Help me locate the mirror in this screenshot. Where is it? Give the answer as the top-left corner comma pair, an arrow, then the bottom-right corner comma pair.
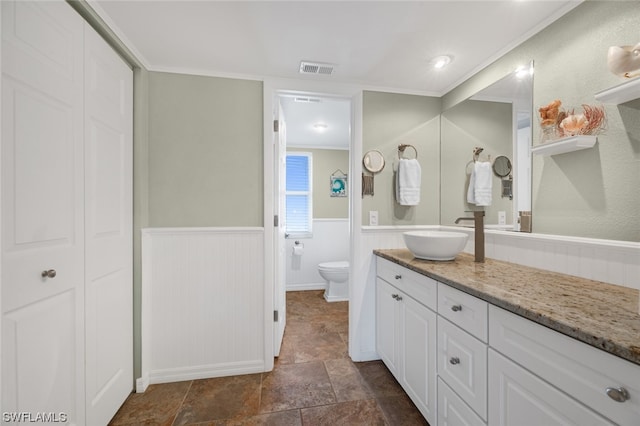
363,150 -> 386,173
440,62 -> 533,230
492,156 -> 512,177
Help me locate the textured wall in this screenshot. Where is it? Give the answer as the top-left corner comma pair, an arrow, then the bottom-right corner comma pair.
442,2 -> 640,242
441,100 -> 513,226
362,91 -> 441,226
148,72 -> 263,227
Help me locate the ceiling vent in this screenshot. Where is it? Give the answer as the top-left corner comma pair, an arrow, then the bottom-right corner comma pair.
299,61 -> 336,76
293,97 -> 322,103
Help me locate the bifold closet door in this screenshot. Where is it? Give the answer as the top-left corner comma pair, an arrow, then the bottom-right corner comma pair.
1,1 -> 86,423
84,21 -> 133,426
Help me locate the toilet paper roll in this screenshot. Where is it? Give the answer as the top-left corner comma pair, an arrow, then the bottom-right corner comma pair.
293,245 -> 304,256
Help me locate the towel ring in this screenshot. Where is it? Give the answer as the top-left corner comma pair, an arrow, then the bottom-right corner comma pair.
398,144 -> 418,159
473,146 -> 491,163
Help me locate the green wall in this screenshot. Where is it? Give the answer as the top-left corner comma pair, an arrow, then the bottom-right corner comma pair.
442,1 -> 640,242
288,148 -> 349,219
362,91 -> 441,226
441,100 -> 513,226
148,72 -> 263,227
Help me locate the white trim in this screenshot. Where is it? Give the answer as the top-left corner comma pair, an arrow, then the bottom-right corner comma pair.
85,0 -> 151,69
286,282 -> 327,292
287,144 -> 349,151
141,227 -> 263,235
147,360 -> 266,385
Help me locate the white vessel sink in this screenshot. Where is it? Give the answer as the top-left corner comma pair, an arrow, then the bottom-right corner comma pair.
403,231 -> 469,261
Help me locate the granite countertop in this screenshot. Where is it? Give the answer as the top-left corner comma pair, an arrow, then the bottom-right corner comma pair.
374,249 -> 640,366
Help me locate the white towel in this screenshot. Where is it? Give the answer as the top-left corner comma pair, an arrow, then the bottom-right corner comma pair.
467,161 -> 492,206
396,158 -> 421,206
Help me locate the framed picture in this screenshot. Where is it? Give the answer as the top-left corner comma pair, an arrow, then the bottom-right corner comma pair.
330,176 -> 347,197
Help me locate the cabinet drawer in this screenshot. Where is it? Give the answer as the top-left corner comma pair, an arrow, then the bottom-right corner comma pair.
438,378 -> 486,426
438,283 -> 488,342
438,317 -> 487,421
376,257 -> 437,311
489,349 -> 614,426
490,305 -> 640,426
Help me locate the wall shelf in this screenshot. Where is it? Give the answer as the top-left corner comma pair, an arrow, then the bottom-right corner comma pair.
531,135 -> 597,156
594,77 -> 640,105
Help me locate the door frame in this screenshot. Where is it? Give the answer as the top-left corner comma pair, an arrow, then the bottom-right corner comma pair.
263,78 -> 362,369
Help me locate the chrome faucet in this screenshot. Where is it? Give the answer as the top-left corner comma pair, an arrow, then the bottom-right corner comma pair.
455,211 -> 485,263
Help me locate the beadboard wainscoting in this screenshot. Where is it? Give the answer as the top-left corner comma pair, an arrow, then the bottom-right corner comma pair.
286,219 -> 349,291
138,227 -> 266,392
356,226 -> 640,364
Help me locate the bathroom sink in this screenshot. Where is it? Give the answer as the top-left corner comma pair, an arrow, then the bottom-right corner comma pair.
403,231 -> 469,261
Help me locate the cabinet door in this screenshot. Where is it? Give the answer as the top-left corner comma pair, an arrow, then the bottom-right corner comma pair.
84,23 -> 133,426
401,295 -> 437,425
1,1 -> 85,423
376,278 -> 400,375
488,350 -> 614,426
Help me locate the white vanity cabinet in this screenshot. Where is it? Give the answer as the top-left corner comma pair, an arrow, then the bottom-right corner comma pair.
375,255 -> 640,426
376,258 -> 438,424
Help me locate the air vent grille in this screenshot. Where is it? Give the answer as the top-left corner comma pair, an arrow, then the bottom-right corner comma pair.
293,97 -> 322,103
299,61 -> 335,76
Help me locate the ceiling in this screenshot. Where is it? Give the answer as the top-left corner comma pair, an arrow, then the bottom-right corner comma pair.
91,0 -> 580,149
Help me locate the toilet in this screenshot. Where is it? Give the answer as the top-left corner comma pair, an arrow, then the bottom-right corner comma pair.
318,261 -> 349,302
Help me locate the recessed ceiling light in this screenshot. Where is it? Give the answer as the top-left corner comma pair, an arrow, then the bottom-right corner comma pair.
313,122 -> 328,132
515,64 -> 534,79
431,55 -> 453,69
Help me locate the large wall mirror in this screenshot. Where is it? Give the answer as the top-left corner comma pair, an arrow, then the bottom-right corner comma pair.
440,62 -> 533,230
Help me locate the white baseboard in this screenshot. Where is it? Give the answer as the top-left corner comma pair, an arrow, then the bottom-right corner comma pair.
286,282 -> 326,292
147,361 -> 266,386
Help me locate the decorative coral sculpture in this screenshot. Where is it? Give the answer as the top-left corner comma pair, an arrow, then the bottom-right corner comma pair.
539,101 -> 606,141
538,99 -> 562,127
560,114 -> 588,136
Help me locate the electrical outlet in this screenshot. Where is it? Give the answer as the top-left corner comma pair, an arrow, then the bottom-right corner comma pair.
498,211 -> 506,225
369,211 -> 379,226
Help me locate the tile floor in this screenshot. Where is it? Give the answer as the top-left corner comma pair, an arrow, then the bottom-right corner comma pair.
109,290 -> 428,425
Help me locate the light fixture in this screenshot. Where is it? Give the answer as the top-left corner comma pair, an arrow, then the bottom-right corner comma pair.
515,64 -> 533,79
431,55 -> 452,69
313,122 -> 328,132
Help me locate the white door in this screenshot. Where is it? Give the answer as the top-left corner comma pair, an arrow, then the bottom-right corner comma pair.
273,100 -> 287,355
1,1 -> 85,423
84,24 -> 133,425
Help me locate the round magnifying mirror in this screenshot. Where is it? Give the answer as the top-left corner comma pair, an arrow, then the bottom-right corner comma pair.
363,150 -> 385,173
493,155 -> 512,178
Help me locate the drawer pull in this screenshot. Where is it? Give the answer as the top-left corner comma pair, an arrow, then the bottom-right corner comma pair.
394,274 -> 402,280
605,387 -> 629,403
396,295 -> 403,301
41,269 -> 57,279
449,357 -> 460,365
451,304 -> 462,312
391,294 -> 399,299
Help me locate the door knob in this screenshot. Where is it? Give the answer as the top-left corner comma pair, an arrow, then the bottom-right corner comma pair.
449,357 -> 461,365
41,269 -> 57,279
451,304 -> 462,312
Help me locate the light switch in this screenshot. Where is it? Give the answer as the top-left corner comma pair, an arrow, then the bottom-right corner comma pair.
369,211 -> 379,226
498,211 -> 506,225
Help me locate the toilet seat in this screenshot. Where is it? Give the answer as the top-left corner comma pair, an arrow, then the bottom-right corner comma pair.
318,261 -> 349,271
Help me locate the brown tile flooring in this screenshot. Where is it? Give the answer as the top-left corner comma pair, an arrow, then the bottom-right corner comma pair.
110,290 -> 427,425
